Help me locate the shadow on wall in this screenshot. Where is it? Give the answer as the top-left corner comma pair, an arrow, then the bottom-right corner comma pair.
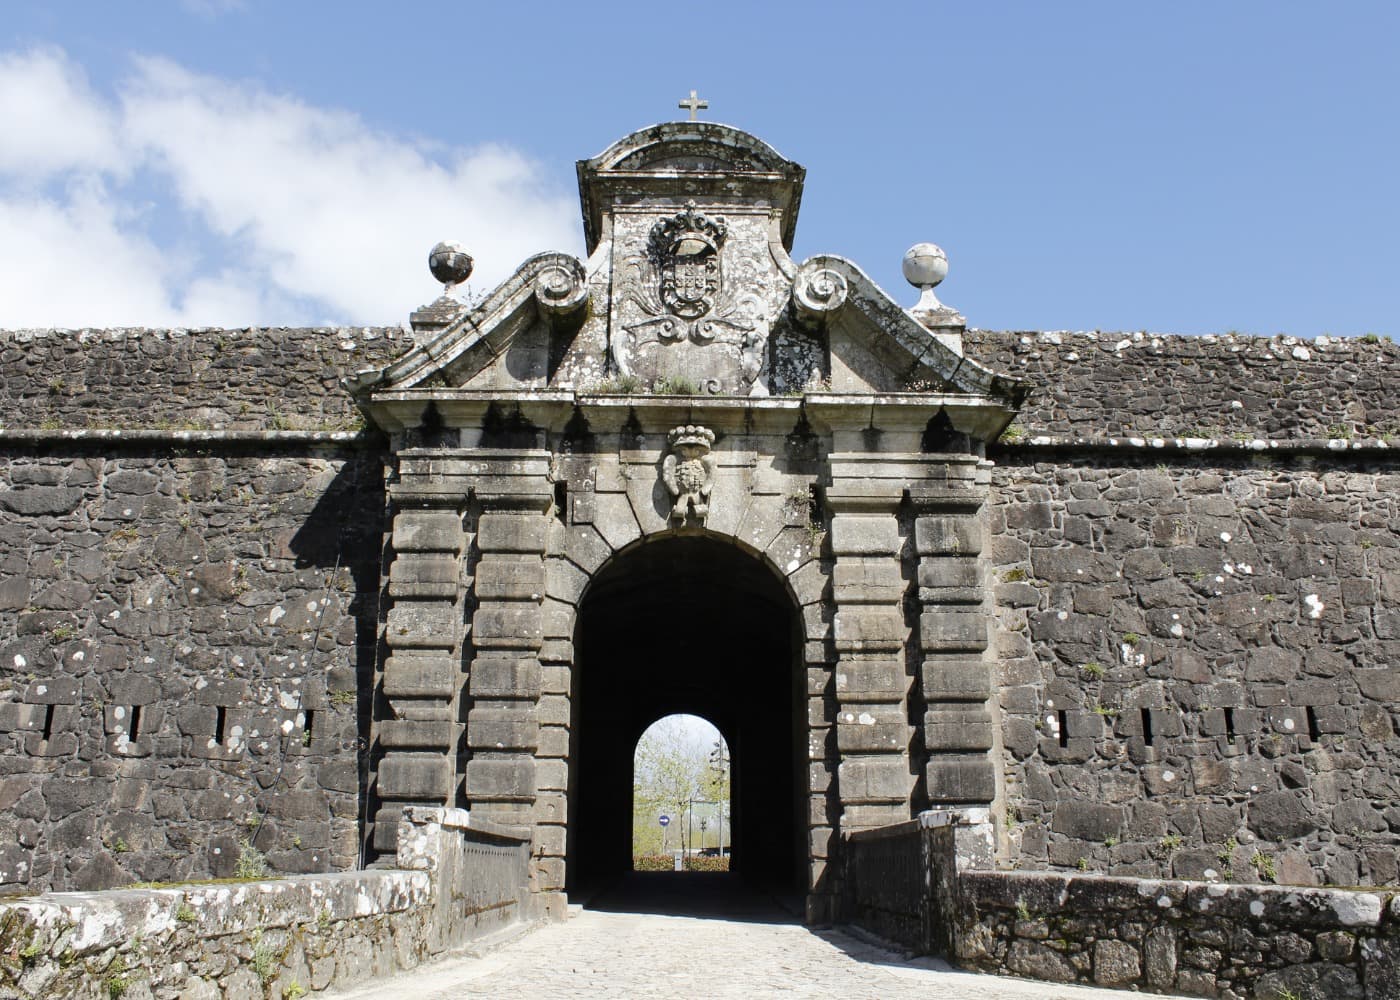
286,447 -> 388,863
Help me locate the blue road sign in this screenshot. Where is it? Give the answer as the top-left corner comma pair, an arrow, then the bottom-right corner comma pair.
658,814 -> 671,827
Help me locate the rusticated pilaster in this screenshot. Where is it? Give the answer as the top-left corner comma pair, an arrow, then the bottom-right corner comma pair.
372,498 -> 468,853
459,454 -> 553,840
826,471 -> 911,832
910,463 -> 998,812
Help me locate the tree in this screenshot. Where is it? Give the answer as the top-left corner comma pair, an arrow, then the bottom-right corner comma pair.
631,715 -> 728,859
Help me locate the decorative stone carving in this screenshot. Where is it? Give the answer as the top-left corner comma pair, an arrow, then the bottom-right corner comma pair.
650,204 -> 726,319
662,425 -> 716,526
792,263 -> 849,327
533,257 -> 589,319
614,204 -> 771,395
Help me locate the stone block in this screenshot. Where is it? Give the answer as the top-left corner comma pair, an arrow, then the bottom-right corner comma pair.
833,659 -> 904,697
387,554 -> 459,599
915,516 -> 983,556
465,758 -> 536,802
377,754 -> 452,800
383,656 -> 460,698
829,515 -> 899,556
193,677 -> 248,707
537,726 -> 570,758
919,610 -> 987,652
535,759 -> 567,793
1093,939 -> 1142,986
107,673 -> 161,706
471,608 -> 543,649
832,560 -> 905,603
539,664 -> 569,696
535,792 -> 568,825
562,524 -> 612,574
1248,790 -> 1318,841
922,657 -> 992,702
1030,547 -> 1119,583
787,557 -> 830,607
1051,801 -> 1126,840
917,555 -> 981,592
588,493 -> 641,551
385,601 -> 461,649
540,599 -> 575,640
391,509 -> 464,553
469,657 -> 541,699
475,559 -> 546,601
924,707 -> 994,751
378,720 -> 460,749
0,486 -> 84,515
21,679 -> 79,705
533,823 -> 567,858
835,720 -> 907,753
1355,669 -> 1400,702
544,557 -> 589,605
467,708 -> 539,751
1144,926 -> 1178,988
837,755 -> 910,803
476,512 -> 547,554
537,694 -> 571,727
833,608 -> 905,652
925,754 -> 995,803
735,495 -> 785,554
0,703 -> 45,732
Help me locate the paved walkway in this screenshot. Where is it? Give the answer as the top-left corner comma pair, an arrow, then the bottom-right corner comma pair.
331,874 -> 1184,1000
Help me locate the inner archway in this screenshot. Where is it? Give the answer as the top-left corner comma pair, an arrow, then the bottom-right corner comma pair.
631,714 -> 730,868
567,535 -> 805,903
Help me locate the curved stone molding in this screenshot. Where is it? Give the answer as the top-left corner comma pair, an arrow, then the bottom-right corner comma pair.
345,252 -> 587,398
533,258 -> 589,320
791,264 -> 849,326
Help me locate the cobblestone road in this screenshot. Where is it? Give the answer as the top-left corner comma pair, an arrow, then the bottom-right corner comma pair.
332,875 -> 1185,1000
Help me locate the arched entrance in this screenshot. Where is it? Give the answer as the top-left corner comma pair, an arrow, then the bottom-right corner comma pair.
567,535 -> 806,902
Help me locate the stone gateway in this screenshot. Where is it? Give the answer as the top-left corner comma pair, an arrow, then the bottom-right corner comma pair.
0,119 -> 1398,997
348,121 -> 1029,920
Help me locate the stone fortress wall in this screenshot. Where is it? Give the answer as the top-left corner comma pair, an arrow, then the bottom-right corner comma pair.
0,325 -> 1395,895
0,328 -> 398,892
974,331 -> 1400,888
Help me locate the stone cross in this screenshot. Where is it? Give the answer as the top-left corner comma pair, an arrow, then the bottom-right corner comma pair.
678,90 -> 709,121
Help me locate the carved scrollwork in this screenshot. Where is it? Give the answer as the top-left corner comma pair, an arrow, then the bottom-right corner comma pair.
791,265 -> 849,327
533,258 -> 589,318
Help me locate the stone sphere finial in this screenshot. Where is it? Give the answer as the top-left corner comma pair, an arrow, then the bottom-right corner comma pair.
902,242 -> 948,290
903,242 -> 950,314
428,241 -> 474,290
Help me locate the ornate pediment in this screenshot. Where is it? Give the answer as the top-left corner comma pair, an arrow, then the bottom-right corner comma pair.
346,121 -> 1028,439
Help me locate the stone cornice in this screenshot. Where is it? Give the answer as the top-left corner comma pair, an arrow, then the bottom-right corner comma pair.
361,389 -> 1020,443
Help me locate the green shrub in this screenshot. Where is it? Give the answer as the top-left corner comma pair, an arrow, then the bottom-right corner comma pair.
631,854 -> 730,872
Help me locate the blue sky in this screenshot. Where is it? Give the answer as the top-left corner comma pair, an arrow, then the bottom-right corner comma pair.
1,1 -> 1395,335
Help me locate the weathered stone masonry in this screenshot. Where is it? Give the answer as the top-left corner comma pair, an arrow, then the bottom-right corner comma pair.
0,121 -> 1396,958
0,328 -> 397,892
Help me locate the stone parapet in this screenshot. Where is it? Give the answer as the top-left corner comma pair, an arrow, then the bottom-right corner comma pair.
0,806 -> 543,999
844,813 -> 1400,999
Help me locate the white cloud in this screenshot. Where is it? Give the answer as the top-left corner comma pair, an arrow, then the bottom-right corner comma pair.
0,47 -> 580,329
0,48 -> 125,178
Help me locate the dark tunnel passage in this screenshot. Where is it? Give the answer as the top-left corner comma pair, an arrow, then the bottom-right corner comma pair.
566,535 -> 806,904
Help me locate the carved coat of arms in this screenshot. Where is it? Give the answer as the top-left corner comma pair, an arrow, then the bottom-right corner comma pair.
614,204 -> 769,395
662,424 -> 716,526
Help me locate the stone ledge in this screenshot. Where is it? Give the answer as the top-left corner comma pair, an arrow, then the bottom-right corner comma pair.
0,428 -> 370,445
2,869 -> 431,958
995,434 -> 1395,456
